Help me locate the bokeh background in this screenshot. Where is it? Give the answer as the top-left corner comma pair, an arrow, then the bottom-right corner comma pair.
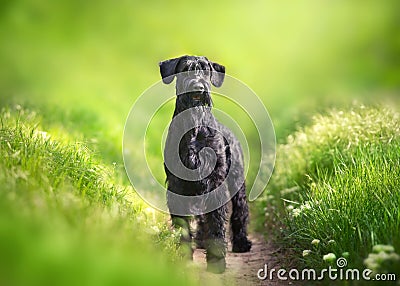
1,0 -> 399,148
1,1 -> 399,285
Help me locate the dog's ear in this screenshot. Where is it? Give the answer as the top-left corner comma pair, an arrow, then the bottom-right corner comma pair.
159,57 -> 181,84
209,61 -> 225,87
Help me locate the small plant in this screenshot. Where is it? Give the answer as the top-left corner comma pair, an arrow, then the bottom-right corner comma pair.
323,253 -> 336,263
311,239 -> 321,246
364,244 -> 400,276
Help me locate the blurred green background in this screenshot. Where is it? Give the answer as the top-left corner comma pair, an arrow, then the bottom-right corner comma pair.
1,0 -> 399,285
1,0 -> 399,147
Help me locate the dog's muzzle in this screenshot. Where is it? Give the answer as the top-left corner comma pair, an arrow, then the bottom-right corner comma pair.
191,82 -> 205,93
183,77 -> 209,94
190,83 -> 206,102
176,75 -> 211,106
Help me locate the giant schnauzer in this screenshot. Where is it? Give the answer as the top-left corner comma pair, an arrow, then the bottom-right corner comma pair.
159,55 -> 251,273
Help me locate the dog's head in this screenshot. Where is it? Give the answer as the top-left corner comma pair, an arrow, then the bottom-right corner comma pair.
159,55 -> 225,108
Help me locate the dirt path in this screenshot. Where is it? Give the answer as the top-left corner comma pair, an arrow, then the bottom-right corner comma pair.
193,233 -> 291,286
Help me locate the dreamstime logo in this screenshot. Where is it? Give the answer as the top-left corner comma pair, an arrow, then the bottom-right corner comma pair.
257,257 -> 397,282
123,73 -> 276,215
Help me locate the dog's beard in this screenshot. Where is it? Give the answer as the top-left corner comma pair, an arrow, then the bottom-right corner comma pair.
176,91 -> 212,110
187,91 -> 210,107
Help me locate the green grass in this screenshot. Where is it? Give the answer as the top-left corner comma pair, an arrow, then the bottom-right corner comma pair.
0,106 -> 195,286
258,106 -> 400,278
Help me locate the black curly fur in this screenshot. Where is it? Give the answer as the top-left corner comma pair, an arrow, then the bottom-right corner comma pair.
160,55 -> 251,273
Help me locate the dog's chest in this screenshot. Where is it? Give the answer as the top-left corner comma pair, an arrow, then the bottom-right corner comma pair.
180,126 -> 226,170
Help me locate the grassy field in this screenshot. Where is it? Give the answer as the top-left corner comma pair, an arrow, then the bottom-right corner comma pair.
1,0 -> 400,285
257,106 -> 400,279
0,107 -> 196,286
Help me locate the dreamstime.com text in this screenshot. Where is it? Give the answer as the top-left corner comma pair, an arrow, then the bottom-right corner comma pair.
257,258 -> 397,282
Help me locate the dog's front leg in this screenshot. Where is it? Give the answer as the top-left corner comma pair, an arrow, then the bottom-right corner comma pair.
194,214 -> 206,249
230,183 -> 252,252
205,205 -> 227,273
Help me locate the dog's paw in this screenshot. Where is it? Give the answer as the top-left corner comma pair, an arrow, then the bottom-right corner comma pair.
206,257 -> 226,274
232,237 -> 252,253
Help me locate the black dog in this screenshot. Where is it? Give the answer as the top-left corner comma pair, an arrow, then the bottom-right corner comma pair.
159,55 -> 251,273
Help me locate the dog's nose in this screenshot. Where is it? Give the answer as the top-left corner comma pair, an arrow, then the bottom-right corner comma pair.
192,83 -> 205,93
